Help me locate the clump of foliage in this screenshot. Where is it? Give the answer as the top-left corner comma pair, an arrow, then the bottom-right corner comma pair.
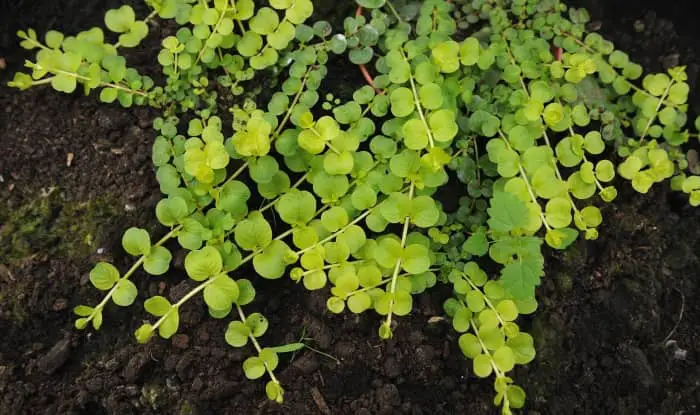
10,0 -> 700,412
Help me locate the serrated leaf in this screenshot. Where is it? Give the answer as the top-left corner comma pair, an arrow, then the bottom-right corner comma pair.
487,192 -> 529,233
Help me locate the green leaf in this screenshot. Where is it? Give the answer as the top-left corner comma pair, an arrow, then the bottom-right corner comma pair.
356,0 -> 386,8
380,192 -> 411,223
374,237 -> 403,268
432,40 -> 460,73
321,206 -> 349,232
460,37 -> 480,66
185,246 -> 223,281
156,196 -> 189,226
496,300 -> 519,322
285,0 -> 313,24
243,356 -> 266,379
218,180 -> 251,218
266,380 -> 284,403
159,309 -> 179,338
204,275 -> 240,310
351,184 -> 377,210
144,296 -> 171,317
246,312 -> 269,337
327,297 -> 345,313
393,291 -> 413,316
349,46 -> 374,64
144,246 -> 172,275
493,346 -> 515,372
270,0 -> 293,9
329,34 -> 348,54
452,307 -> 472,332
105,5 -> 135,33
595,160 -> 616,182
466,290 -> 485,312
234,211 -> 273,251
99,87 -> 119,103
463,229 -> 488,256
473,354 -> 493,378
618,156 -> 643,180
113,279 -> 138,306
338,225 -> 366,254
458,333 -> 482,358
390,87 -> 415,117
480,325 -> 505,350
51,74 -> 77,93
90,262 -> 120,291
249,155 -> 279,184
545,227 -> 579,250
428,109 -> 458,142
402,244 -> 430,274
253,240 -> 295,279
324,151 -> 354,174
402,119 -> 429,149
237,31 -> 263,56
225,321 -> 250,347
135,324 -> 155,343
507,333 -> 536,364
643,73 -> 671,96
73,305 -> 94,317
584,131 -> 605,155
487,192 -> 529,233
544,197 -> 572,228
501,257 -> 544,299
347,292 -> 372,313
276,190 -> 316,226
303,270 -> 327,290
250,7 -> 279,35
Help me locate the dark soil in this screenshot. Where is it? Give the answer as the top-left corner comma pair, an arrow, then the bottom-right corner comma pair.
1,1 -> 699,414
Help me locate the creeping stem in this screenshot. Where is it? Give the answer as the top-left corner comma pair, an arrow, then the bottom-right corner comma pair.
87,226 -> 182,323
385,181 -> 415,329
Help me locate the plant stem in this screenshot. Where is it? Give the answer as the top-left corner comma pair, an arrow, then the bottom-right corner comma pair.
89,226 -> 182,322
566,123 -> 606,193
296,208 -> 375,256
300,260 -> 366,277
195,3 -> 229,65
639,80 -> 674,142
45,66 -> 148,97
273,69 -> 310,137
236,304 -> 281,384
462,273 -> 506,327
385,181 -> 414,329
259,173 -> 309,213
558,31 -> 684,110
31,77 -> 55,86
220,161 -> 250,188
497,129 -> 552,231
385,0 -> 403,22
470,318 -> 512,410
403,51 -> 435,148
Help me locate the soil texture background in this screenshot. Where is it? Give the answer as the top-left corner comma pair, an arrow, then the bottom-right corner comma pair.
1,0 -> 699,414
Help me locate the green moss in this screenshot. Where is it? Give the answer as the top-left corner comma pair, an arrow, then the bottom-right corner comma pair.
0,188 -> 120,265
555,273 -> 573,292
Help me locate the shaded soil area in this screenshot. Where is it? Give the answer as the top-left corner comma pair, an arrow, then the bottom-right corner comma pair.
1,1 -> 699,414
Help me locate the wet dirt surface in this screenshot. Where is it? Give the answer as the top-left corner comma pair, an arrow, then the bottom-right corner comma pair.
1,1 -> 699,414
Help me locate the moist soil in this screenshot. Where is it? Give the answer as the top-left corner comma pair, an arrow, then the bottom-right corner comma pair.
1,1 -> 699,414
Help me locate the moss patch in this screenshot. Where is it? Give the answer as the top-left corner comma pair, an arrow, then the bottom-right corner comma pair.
0,188 -> 120,265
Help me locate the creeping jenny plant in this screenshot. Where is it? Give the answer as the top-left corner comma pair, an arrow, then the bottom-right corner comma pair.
10,0 -> 700,412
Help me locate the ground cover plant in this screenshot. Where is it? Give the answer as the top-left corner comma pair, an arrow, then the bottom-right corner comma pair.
8,0 -> 700,413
